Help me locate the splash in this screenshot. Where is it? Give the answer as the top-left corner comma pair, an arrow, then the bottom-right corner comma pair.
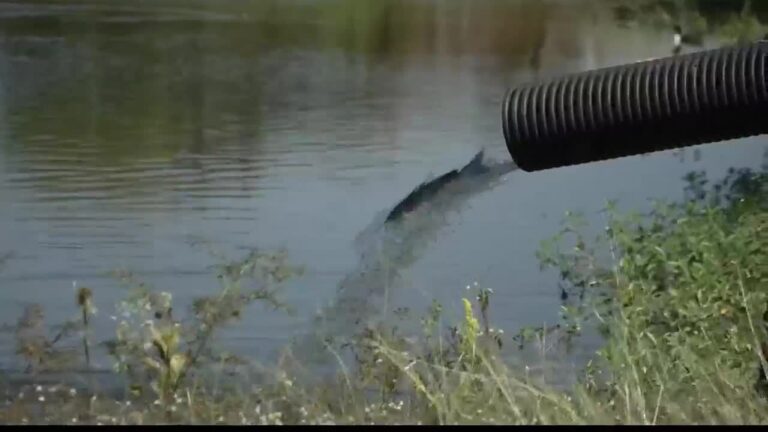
290,150 -> 517,363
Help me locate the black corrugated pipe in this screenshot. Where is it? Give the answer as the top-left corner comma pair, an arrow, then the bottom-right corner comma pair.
502,41 -> 768,172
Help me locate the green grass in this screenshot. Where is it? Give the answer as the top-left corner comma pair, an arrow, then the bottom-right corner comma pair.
0,165 -> 766,425
612,0 -> 768,43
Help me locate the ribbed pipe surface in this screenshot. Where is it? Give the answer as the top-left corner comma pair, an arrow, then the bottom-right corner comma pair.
502,41 -> 768,171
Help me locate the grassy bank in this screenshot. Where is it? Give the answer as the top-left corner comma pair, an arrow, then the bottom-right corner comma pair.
0,164 -> 766,425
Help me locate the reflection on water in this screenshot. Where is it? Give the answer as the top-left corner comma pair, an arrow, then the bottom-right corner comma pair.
0,0 -> 766,373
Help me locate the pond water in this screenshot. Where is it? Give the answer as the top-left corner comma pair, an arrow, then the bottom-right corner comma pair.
0,0 -> 766,377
